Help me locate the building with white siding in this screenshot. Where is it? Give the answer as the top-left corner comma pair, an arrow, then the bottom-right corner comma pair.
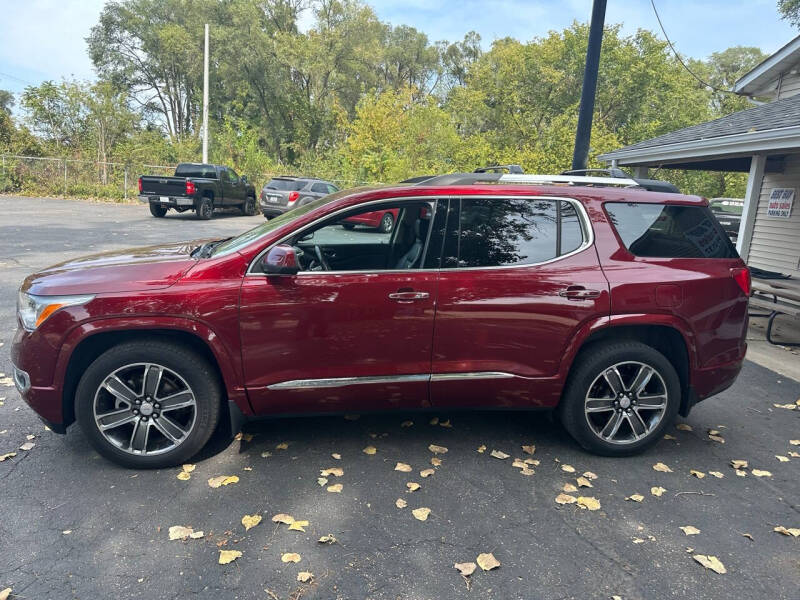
599,35 -> 800,279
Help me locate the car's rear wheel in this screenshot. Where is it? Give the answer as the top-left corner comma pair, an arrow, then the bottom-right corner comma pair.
149,203 -> 168,218
196,197 -> 213,220
75,340 -> 221,469
378,212 -> 394,233
559,342 -> 680,456
241,195 -> 258,216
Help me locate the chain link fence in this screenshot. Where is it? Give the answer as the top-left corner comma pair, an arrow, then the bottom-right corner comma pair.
0,154 -> 374,201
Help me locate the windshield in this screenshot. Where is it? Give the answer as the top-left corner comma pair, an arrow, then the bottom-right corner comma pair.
211,195 -> 333,257
265,178 -> 304,191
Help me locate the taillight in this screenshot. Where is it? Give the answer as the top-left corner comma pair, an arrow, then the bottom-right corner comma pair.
186,181 -> 196,196
731,267 -> 751,296
288,191 -> 299,204
137,177 -> 142,193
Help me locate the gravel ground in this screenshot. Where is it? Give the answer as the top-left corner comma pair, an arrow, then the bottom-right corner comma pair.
0,195 -> 798,600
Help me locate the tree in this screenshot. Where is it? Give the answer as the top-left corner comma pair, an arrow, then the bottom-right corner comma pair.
21,81 -> 88,149
778,0 -> 800,26
690,46 -> 767,114
0,89 -> 14,115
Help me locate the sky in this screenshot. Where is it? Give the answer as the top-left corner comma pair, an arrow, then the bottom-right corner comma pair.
0,0 -> 796,101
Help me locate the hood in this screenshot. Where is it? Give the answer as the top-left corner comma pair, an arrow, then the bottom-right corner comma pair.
23,240 -> 205,296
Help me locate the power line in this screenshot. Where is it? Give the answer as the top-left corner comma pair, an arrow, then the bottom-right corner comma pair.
650,0 -> 739,95
0,70 -> 35,86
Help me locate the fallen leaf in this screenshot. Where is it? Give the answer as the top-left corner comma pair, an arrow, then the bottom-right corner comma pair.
318,534 -> 337,544
562,483 -> 578,493
774,526 -> 800,537
522,445 -> 536,455
790,451 -> 800,458
0,452 -> 16,461
651,486 -> 666,496
430,457 -> 442,466
561,464 -> 576,473
576,476 -> 593,488
177,471 -> 191,481
362,446 -> 377,455
288,520 -> 310,532
241,514 -> 262,531
317,477 -> 328,486
680,526 -> 701,536
440,419 -> 452,428
730,459 -> 748,470
412,507 -> 431,521
420,468 -> 435,478
735,470 -> 747,477
653,462 -> 672,473
626,494 -> 644,502
297,571 -> 313,583
189,531 -> 204,539
741,532 -> 754,541
395,498 -> 407,508
400,420 -> 413,428
272,513 -> 295,525
519,467 -> 534,476
428,444 -> 448,455
261,451 -> 272,458
235,432 -> 254,442
275,442 -> 289,450
208,475 -> 239,488
168,525 -> 196,540
690,470 -> 706,479
19,442 -> 34,451
0,588 -> 10,600
708,429 -> 721,436
429,417 -> 439,425
331,453 -> 341,460
555,493 -> 578,505
708,434 -> 725,443
676,423 -> 693,431
582,471 -> 598,480
476,445 -> 486,453
511,458 -> 527,469
709,471 -> 724,478
320,467 -> 343,477
577,496 -> 601,511
281,552 -> 301,563
406,482 -> 421,491
693,554 -> 726,574
775,455 -> 790,462
454,562 -> 477,576
774,403 -> 797,410
751,469 -> 772,477
327,483 -> 343,493
394,462 -> 412,472
790,440 -> 800,446
632,538 -> 645,544
476,552 -> 500,571
218,550 -> 242,565
62,530 -> 72,535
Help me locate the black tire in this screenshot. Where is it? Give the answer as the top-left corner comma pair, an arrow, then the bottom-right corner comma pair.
149,203 -> 168,218
241,195 -> 258,216
378,212 -> 394,233
75,340 -> 222,469
559,341 -> 681,456
196,196 -> 213,220
342,223 -> 355,230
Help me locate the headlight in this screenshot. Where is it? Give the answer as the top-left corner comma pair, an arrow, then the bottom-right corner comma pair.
17,291 -> 95,331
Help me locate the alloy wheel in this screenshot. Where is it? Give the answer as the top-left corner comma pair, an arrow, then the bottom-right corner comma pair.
93,362 -> 197,456
583,361 -> 668,445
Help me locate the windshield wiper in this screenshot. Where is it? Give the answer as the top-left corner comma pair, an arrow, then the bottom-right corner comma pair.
192,238 -> 231,258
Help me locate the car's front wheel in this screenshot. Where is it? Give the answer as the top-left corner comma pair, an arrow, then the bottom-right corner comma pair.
241,195 -> 258,216
560,341 -> 680,456
75,340 -> 221,469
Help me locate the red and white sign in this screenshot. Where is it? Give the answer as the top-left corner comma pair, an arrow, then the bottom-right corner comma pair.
767,188 -> 795,218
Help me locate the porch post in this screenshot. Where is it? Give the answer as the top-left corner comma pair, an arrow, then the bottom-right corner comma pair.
736,154 -> 766,259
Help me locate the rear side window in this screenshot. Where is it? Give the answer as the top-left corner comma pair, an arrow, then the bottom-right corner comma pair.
605,202 -> 738,259
442,197 -> 586,268
265,178 -> 304,191
311,182 -> 329,194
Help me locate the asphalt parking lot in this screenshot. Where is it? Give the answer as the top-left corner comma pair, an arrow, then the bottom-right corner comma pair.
0,195 -> 798,600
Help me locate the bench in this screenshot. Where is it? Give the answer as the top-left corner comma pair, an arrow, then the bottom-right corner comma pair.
750,280 -> 800,347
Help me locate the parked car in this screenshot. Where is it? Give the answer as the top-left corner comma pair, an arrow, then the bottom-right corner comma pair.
342,208 -> 399,233
709,198 -> 743,242
12,171 -> 749,468
138,163 -> 257,220
259,176 -> 338,218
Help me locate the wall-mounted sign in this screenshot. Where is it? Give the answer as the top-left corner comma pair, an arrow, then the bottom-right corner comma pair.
767,188 -> 794,218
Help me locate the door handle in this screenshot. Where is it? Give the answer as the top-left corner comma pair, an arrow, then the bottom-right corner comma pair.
558,286 -> 601,300
388,291 -> 430,302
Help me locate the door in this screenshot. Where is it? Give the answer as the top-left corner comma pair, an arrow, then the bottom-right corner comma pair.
221,168 -> 245,206
239,198 -> 440,414
430,196 -> 610,409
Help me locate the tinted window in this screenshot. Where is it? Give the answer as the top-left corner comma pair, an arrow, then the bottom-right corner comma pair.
327,184 -> 339,194
175,164 -> 217,178
443,198 -> 585,268
265,178 -> 303,191
605,202 -> 738,259
311,182 -> 329,194
227,169 -> 239,183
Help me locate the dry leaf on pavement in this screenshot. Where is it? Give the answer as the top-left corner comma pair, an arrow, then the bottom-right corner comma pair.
561,464 -> 576,473
476,552 -> 501,571
431,457 -> 442,466
440,419 -> 452,428
626,494 -> 644,502
395,462 -> 412,472
582,471 -> 598,480
288,520 -> 310,532
0,453 -> 16,462
563,483 -> 578,493
576,476 -> 593,488
775,455 -> 790,462
690,470 -> 706,479
522,445 -> 536,455
0,588 -> 10,600
406,482 -> 421,492
680,526 -> 701,535
242,514 -> 262,531
281,553 -> 301,563
790,439 -> 800,445
297,571 -> 313,583
730,459 -> 748,469
693,554 -> 726,574
751,469 -> 772,477
454,562 -> 476,576
395,498 -> 407,508
272,513 -> 295,525
709,471 -> 724,478
327,484 -> 343,493
429,417 -> 439,425
476,445 -> 486,453
708,434 -> 725,443
676,423 -> 692,431
491,450 -> 510,460
321,467 -> 344,477
317,477 -> 328,486
420,468 -> 435,478
182,464 -> 195,473
774,526 -> 800,537
19,442 -> 34,451
651,486 -> 666,496
428,444 -> 448,455
577,497 -> 601,511
555,493 -> 577,505
318,534 -> 337,544
275,442 -> 289,450
362,446 -> 377,455
401,420 -> 413,428
219,550 -> 242,565
168,525 -> 196,540
653,462 -> 672,473
331,453 -> 341,460
177,471 -> 191,481
412,507 -> 431,521
208,475 -> 239,488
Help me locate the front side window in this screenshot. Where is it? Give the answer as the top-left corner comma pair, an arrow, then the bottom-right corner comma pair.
442,197 -> 586,268
226,169 -> 240,183
287,200 -> 436,272
605,202 -> 738,259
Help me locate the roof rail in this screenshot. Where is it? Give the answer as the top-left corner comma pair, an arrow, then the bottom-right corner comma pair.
417,172 -> 641,187
473,164 -> 524,174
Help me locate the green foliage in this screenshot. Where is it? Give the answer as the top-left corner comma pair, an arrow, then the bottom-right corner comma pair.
778,0 -> 800,26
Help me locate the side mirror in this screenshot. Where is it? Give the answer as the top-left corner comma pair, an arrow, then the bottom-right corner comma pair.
262,244 -> 299,275
241,175 -> 248,184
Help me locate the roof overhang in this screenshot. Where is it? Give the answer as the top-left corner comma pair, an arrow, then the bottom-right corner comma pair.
734,35 -> 800,96
598,125 -> 800,169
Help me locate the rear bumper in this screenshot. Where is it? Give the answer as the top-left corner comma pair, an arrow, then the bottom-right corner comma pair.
139,195 -> 196,208
260,205 -> 290,217
684,354 -> 744,415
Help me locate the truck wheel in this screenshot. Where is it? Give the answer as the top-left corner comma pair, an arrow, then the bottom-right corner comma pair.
196,197 -> 213,220
241,196 -> 258,216
74,340 -> 222,469
559,341 -> 680,457
149,203 -> 168,218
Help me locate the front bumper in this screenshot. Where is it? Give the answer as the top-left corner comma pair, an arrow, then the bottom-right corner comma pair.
139,195 -> 196,209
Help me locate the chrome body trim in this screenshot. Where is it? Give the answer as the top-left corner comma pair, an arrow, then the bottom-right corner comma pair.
266,371 -> 519,390
430,371 -> 516,381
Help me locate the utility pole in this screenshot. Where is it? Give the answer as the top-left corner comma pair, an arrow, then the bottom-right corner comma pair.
571,0 -> 607,171
202,23 -> 210,164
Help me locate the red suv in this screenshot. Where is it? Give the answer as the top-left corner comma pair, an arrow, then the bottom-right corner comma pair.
11,173 -> 750,468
